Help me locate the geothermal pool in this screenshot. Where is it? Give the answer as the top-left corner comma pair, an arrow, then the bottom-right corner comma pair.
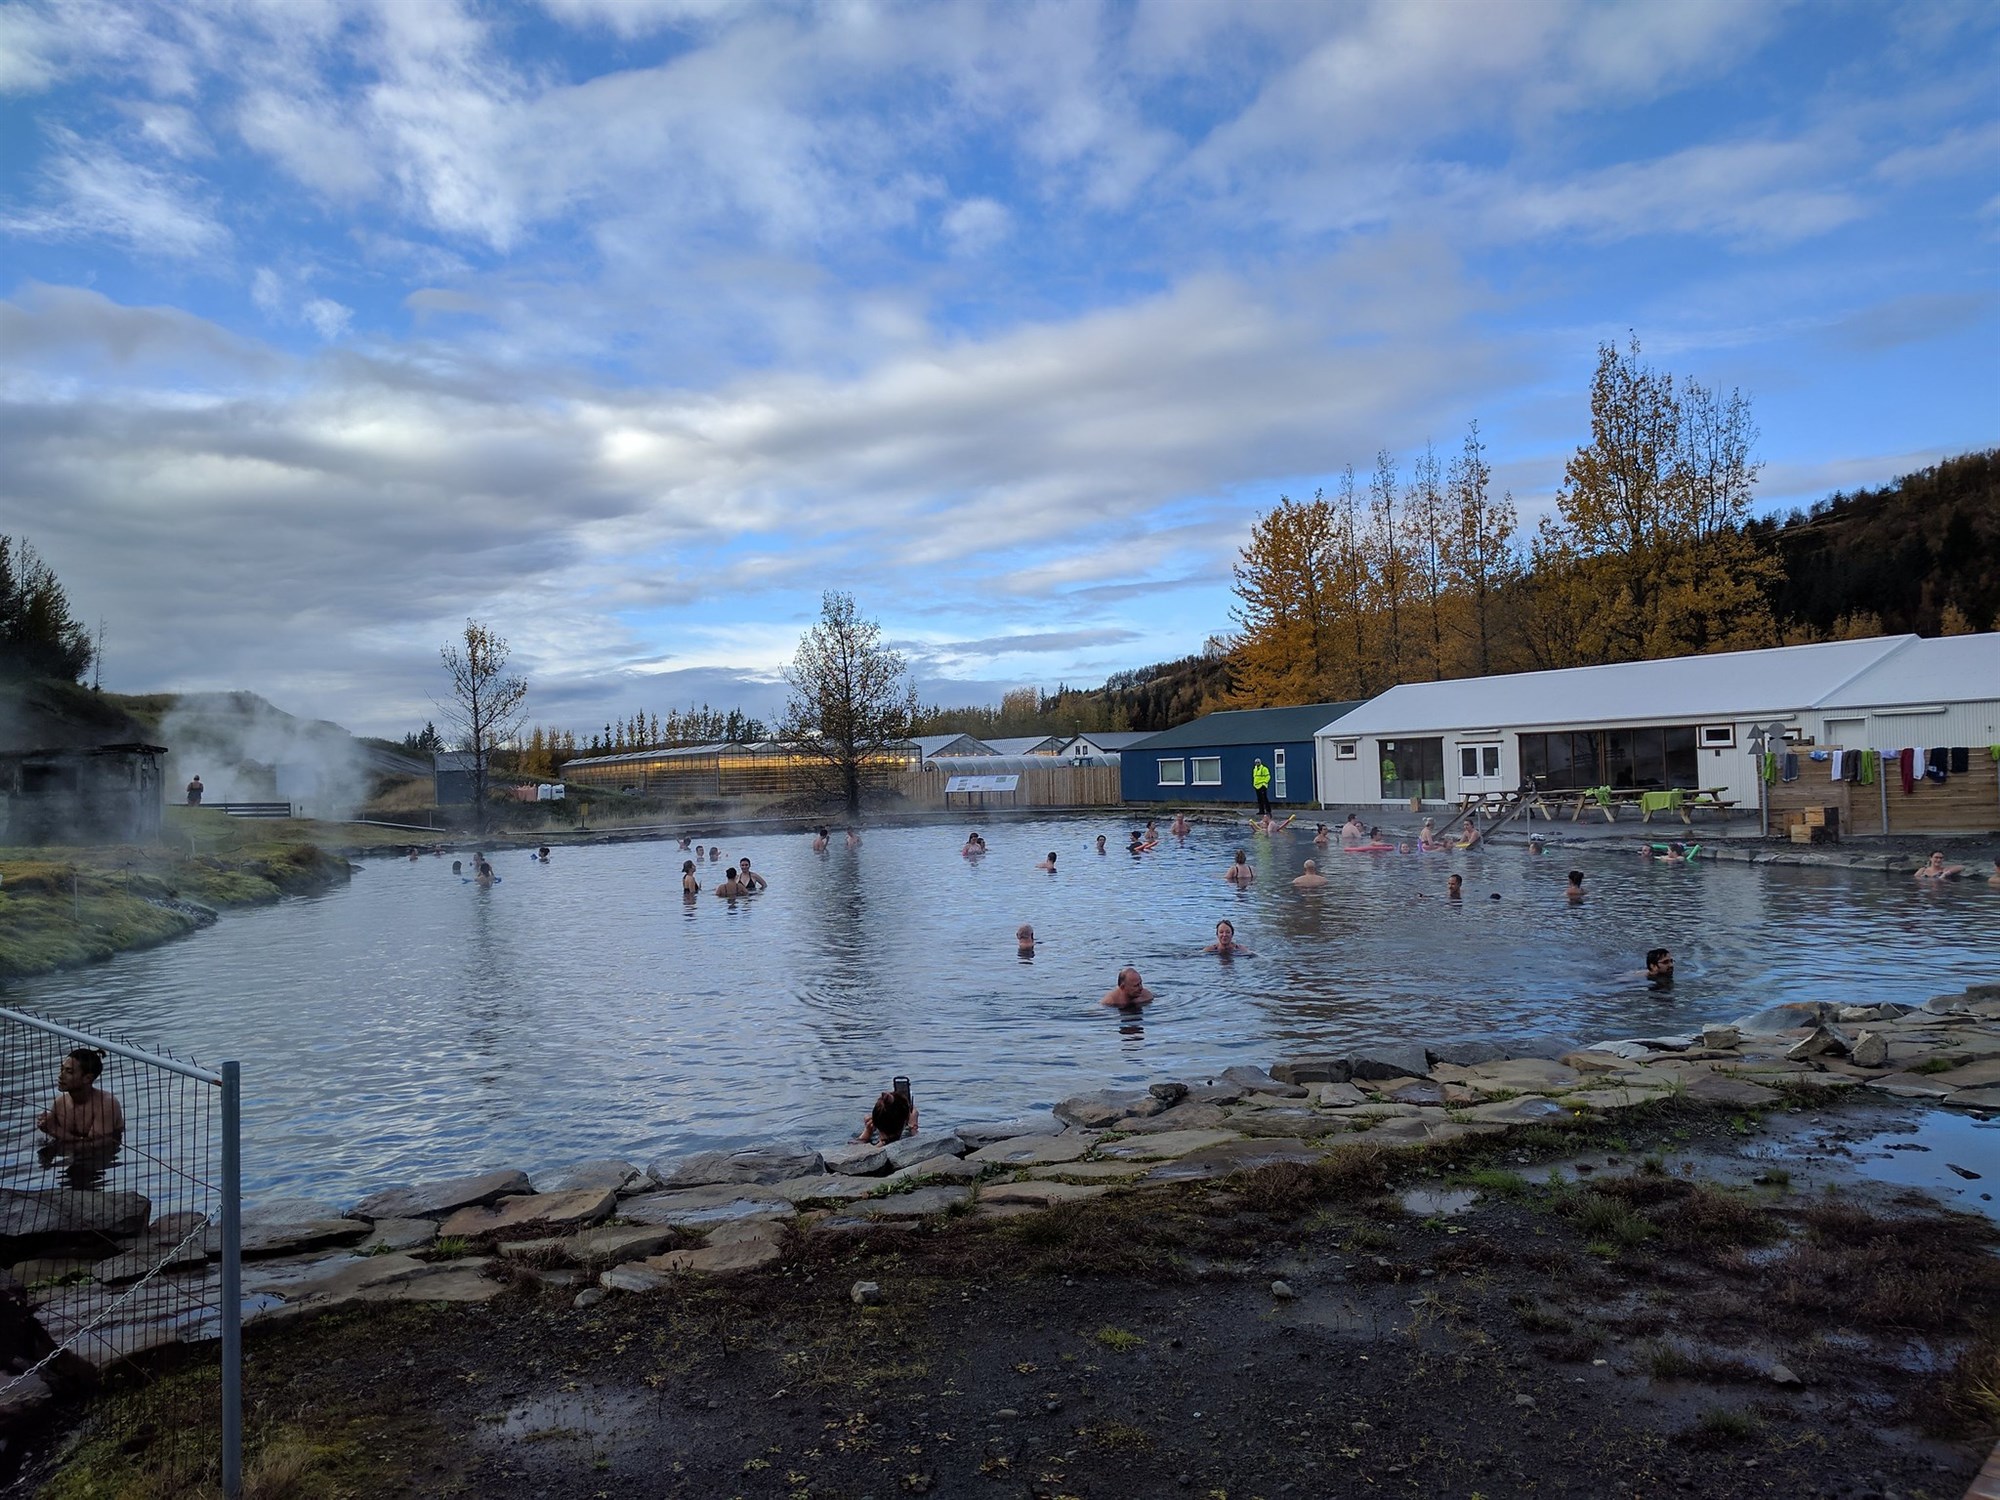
9,818 -> 1998,1204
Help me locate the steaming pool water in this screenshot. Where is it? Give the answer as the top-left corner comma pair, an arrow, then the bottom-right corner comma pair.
8,818 -> 1999,1206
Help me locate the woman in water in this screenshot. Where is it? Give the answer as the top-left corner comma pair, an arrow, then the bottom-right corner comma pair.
1204,919 -> 1254,957
1915,851 -> 1965,881
855,1079 -> 918,1143
812,827 -> 830,853
681,859 -> 700,895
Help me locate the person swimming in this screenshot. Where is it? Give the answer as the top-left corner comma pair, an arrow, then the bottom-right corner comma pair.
1566,869 -> 1586,904
738,855 -> 766,891
1313,822 -> 1330,846
716,866 -> 746,897
1225,849 -> 1255,885
1205,919 -> 1253,957
846,828 -> 862,849
1127,829 -> 1146,854
1037,850 -> 1059,872
1292,859 -> 1327,888
1341,815 -> 1366,841
1915,851 -> 1965,881
451,860 -> 463,875
1447,874 -> 1462,900
38,1048 -> 124,1145
1016,923 -> 1036,957
1100,967 -> 1155,1009
681,859 -> 700,895
1645,947 -> 1675,985
536,845 -> 550,862
1095,834 -> 1108,855
855,1078 -> 919,1143
1171,812 -> 1191,837
812,827 -> 829,853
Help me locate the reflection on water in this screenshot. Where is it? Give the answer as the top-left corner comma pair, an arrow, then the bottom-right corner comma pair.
8,820 -> 1999,1205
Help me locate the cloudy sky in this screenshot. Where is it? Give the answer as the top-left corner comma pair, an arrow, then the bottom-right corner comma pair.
3,0 -> 1995,738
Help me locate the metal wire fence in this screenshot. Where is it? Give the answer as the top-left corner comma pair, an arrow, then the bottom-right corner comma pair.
0,1006 -> 240,1496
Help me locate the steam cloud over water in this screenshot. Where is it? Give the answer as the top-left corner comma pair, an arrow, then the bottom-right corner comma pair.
159,693 -> 374,821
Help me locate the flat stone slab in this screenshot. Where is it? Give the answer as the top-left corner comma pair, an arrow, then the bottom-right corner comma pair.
1931,1058 -> 2000,1089
358,1218 -> 438,1254
1183,1082 -> 1248,1105
1220,1065 -> 1305,1098
0,1188 -> 151,1242
1461,1096 -> 1575,1125
953,1115 -> 1067,1146
769,1174 -> 881,1206
882,1134 -> 966,1170
533,1159 -> 643,1195
1425,1040 -> 1508,1067
858,1185 -> 972,1218
1027,1162 -> 1149,1182
1144,1137 -> 1320,1183
94,1239 -> 209,1286
244,1251 -> 499,1309
645,1222 -> 785,1276
241,1216 -> 370,1260
1314,1082 -> 1370,1106
1683,1073 -> 1781,1107
648,1144 -> 822,1189
500,1224 -> 686,1264
1861,1073 -> 1957,1100
1462,1059 -> 1582,1093
619,1184 -> 796,1228
1229,1109 -> 1351,1138
600,1264 -> 667,1294
1358,1117 -> 1505,1147
1096,1129 -> 1242,1161
1269,1055 -> 1351,1085
1945,1086 -> 2000,1109
876,1156 -> 983,1190
818,1142 -> 891,1176
439,1188 -> 616,1239
1054,1089 -> 1161,1129
1557,1086 -> 1676,1112
350,1170 -> 531,1222
966,1134 -> 1092,1167
978,1181 -> 1110,1207
1345,1044 -> 1433,1081
1114,1101 -> 1230,1133
1558,1051 -> 1630,1075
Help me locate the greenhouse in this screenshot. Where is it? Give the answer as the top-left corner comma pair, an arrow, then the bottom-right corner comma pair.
561,740 -> 920,799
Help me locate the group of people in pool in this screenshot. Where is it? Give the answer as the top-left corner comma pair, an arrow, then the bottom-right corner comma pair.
676,837 -> 768,899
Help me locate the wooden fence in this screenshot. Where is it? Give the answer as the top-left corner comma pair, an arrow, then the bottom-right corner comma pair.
886,764 -> 1123,810
1764,749 -> 2000,837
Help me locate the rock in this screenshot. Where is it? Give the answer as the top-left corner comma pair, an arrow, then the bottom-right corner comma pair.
619,1184 -> 796,1229
1095,1129 -> 1242,1161
818,1143 -> 891,1177
1945,1086 -> 2000,1110
876,1156 -> 984,1190
1344,1045 -> 1434,1081
1559,1051 -> 1629,1074
94,1238 -> 209,1286
1491,1034 -> 1581,1061
1862,1073 -> 1958,1101
357,1218 -> 437,1254
1114,1101 -> 1230,1134
1462,1097 -> 1574,1125
241,1216 -> 371,1260
1026,1162 -> 1148,1182
0,1189 -> 151,1242
1148,1082 -> 1190,1105
532,1159 -> 643,1195
769,1174 -> 880,1206
599,1264 -> 666,1294
573,1287 -> 606,1310
1220,1065 -> 1305,1098
647,1144 -> 822,1189
1231,1109 -> 1351,1138
1143,1138 -> 1321,1183
1270,1280 -> 1295,1299
1557,1086 -> 1675,1113
851,1280 -> 882,1306
244,1251 -> 500,1310
965,1134 -> 1092,1167
350,1170 -> 531,1222
1269,1056 -> 1351,1085
1734,1002 -> 1837,1035
1769,1364 -> 1801,1387
1424,1040 -> 1509,1067
500,1224 -> 689,1264
1947,1163 -> 1982,1180
646,1223 -> 786,1276
1932,1058 -> 2000,1089
1683,1073 -> 1781,1108
1463,1059 -> 1582,1093
1701,1026 -> 1741,1050
858,1186 -> 971,1218
1053,1090 -> 1160,1129
1849,1031 -> 1889,1068
977,1181 -> 1109,1207
953,1115 -> 1067,1146
438,1189 -> 616,1240
1514,1393 -> 1536,1409
1183,1082 -> 1247,1105
882,1133 -> 966,1170
1785,1026 -> 1851,1061
1386,1082 -> 1448,1107
1314,1081 -> 1370,1107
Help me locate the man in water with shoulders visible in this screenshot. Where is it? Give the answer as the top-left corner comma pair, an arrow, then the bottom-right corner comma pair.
1567,869 -> 1586,904
38,1049 -> 124,1145
1100,967 -> 1155,1009
1037,850 -> 1059,872
716,866 -> 746,897
1645,947 -> 1675,986
1016,923 -> 1036,957
1225,848 -> 1255,885
1292,859 -> 1327,889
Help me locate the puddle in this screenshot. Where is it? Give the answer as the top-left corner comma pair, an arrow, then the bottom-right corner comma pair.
1833,1108 -> 1998,1219
1401,1187 -> 1477,1217
476,1388 -> 654,1452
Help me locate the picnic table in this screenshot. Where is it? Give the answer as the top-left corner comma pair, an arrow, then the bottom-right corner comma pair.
1541,786 -> 1738,823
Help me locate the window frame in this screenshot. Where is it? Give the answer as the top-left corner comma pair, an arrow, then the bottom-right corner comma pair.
1156,757 -> 1187,786
1190,755 -> 1223,787
1333,741 -> 1358,761
1698,724 -> 1736,748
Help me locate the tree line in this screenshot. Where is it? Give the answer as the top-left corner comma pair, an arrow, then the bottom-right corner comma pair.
0,537 -> 96,684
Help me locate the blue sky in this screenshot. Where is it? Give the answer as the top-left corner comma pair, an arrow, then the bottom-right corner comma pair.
1,0 -> 1995,737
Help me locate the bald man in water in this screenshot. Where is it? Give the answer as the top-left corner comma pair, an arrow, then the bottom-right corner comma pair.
1292,859 -> 1327,888
1100,968 -> 1155,1009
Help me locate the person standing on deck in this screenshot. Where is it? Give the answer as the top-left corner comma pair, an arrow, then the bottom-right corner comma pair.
1252,758 -> 1272,817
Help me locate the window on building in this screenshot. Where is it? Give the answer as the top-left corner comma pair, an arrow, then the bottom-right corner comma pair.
1698,724 -> 1735,748
1379,738 -> 1444,800
1191,756 -> 1222,786
1517,727 -> 1701,791
1334,741 -> 1358,761
1157,758 -> 1186,786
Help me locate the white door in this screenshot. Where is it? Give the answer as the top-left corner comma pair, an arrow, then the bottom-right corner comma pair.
1458,743 -> 1502,793
1272,748 -> 1288,800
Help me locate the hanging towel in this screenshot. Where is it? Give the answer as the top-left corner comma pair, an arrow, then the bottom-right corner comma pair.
1858,749 -> 1876,786
1926,747 -> 1948,784
1900,747 -> 1916,794
1844,751 -> 1860,782
1950,746 -> 1970,774
1830,749 -> 1844,780
1762,751 -> 1777,784
1781,752 -> 1800,783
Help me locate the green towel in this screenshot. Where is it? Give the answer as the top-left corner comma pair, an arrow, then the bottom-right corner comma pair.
1858,749 -> 1875,786
1762,752 -> 1777,784
1590,786 -> 1612,807
1640,790 -> 1677,815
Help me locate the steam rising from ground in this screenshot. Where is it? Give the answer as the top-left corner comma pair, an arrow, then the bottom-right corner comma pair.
159,693 -> 373,821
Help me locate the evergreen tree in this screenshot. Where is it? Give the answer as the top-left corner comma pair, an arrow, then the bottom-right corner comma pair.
0,537 -> 95,682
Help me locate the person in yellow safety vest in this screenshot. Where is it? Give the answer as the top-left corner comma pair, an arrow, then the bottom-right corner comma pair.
1252,757 -> 1272,817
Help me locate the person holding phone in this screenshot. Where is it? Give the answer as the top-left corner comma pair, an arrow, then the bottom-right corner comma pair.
855,1077 -> 919,1142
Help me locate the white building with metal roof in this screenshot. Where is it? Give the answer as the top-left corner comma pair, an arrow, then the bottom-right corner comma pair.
1310,634 -> 1996,812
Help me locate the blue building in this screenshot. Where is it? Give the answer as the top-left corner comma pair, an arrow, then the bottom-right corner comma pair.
1121,701 -> 1361,807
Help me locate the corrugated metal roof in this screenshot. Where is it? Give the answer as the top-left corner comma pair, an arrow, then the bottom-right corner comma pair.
1066,731 -> 1150,751
1814,633 -> 2000,708
913,734 -> 995,757
1131,701 -> 1362,750
984,735 -> 1069,755
1319,637 -> 1916,738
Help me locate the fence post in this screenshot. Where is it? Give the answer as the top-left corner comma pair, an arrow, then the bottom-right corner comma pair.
220,1060 -> 243,1499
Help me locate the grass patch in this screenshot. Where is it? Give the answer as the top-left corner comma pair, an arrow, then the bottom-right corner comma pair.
1688,1405 -> 1761,1445
1911,1056 -> 1958,1075
1093,1326 -> 1145,1353
1453,1168 -> 1532,1199
1650,1343 -> 1763,1384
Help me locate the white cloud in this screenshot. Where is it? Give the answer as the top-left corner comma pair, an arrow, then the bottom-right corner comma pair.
941,196 -> 1011,255
4,133 -> 229,258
